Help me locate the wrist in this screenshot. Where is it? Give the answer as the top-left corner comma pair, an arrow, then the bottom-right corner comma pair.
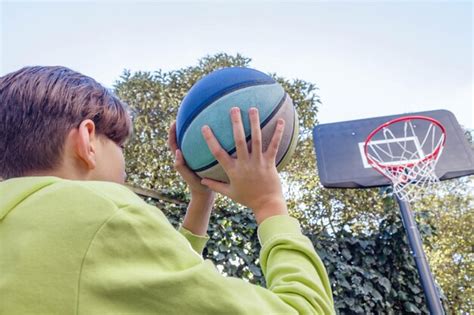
190,189 -> 216,202
252,198 -> 288,225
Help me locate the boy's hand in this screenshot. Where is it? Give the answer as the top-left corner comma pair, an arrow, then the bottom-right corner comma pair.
168,122 -> 215,236
168,122 -> 214,196
201,107 -> 288,224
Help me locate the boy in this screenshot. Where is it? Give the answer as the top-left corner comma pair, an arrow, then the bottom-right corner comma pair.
0,66 -> 334,314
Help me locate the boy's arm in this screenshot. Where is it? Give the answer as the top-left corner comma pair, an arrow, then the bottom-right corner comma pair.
179,191 -> 214,255
77,203 -> 335,315
181,190 -> 215,236
259,215 -> 334,313
168,122 -> 216,238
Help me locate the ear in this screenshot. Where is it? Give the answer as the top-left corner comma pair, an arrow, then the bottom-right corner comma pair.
74,119 -> 97,170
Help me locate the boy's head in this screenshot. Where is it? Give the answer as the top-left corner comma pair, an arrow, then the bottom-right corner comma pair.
0,66 -> 132,183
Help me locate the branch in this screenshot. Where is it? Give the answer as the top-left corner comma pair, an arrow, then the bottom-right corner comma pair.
124,184 -> 188,206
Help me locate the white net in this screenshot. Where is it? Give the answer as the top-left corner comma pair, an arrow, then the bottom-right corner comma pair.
365,117 -> 445,202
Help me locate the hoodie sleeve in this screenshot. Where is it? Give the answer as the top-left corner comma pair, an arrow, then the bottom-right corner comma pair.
77,204 -> 335,315
178,225 -> 209,255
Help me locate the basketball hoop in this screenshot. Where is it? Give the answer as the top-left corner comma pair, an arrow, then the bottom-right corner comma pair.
364,116 -> 446,202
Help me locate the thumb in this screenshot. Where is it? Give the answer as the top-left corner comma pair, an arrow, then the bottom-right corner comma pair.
201,178 -> 230,196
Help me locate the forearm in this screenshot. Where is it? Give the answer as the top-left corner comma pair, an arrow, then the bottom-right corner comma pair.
259,215 -> 335,314
181,191 -> 215,236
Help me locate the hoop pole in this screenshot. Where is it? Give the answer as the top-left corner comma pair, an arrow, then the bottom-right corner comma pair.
396,197 -> 445,314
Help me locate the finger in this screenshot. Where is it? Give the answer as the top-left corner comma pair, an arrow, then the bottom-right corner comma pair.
201,125 -> 233,171
167,122 -> 178,156
265,119 -> 285,161
201,178 -> 231,196
231,107 -> 249,160
249,107 -> 262,159
174,149 -> 202,183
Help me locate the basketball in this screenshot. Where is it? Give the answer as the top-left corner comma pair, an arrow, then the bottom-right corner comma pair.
176,67 -> 299,183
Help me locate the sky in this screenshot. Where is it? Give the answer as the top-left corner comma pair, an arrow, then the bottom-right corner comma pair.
1,1 -> 473,129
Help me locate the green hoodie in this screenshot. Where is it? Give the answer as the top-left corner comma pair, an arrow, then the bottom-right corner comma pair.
0,176 -> 334,314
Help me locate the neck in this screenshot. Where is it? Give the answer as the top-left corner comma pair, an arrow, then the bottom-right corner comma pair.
24,156 -> 90,181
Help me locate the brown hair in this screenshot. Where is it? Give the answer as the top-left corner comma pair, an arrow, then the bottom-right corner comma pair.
0,66 -> 132,179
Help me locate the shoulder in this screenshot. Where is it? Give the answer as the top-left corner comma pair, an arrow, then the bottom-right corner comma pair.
56,179 -> 147,209
44,179 -> 163,231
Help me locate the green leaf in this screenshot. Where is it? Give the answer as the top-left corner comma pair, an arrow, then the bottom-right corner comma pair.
341,248 -> 352,260
409,284 -> 421,294
249,265 -> 262,277
404,302 -> 421,314
378,277 -> 391,293
215,253 -> 225,261
371,288 -> 383,302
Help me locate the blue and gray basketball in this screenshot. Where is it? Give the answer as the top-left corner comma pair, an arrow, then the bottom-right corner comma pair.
176,67 -> 299,182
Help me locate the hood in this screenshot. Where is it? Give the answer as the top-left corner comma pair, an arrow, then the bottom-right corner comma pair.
0,176 -> 59,220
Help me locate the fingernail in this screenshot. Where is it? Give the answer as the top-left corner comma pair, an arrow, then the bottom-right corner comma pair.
202,125 -> 209,133
231,107 -> 240,114
250,107 -> 257,113
278,119 -> 284,125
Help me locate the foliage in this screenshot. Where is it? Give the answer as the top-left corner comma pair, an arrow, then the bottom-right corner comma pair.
115,53 -> 471,313
414,179 -> 474,314
313,197 -> 432,314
